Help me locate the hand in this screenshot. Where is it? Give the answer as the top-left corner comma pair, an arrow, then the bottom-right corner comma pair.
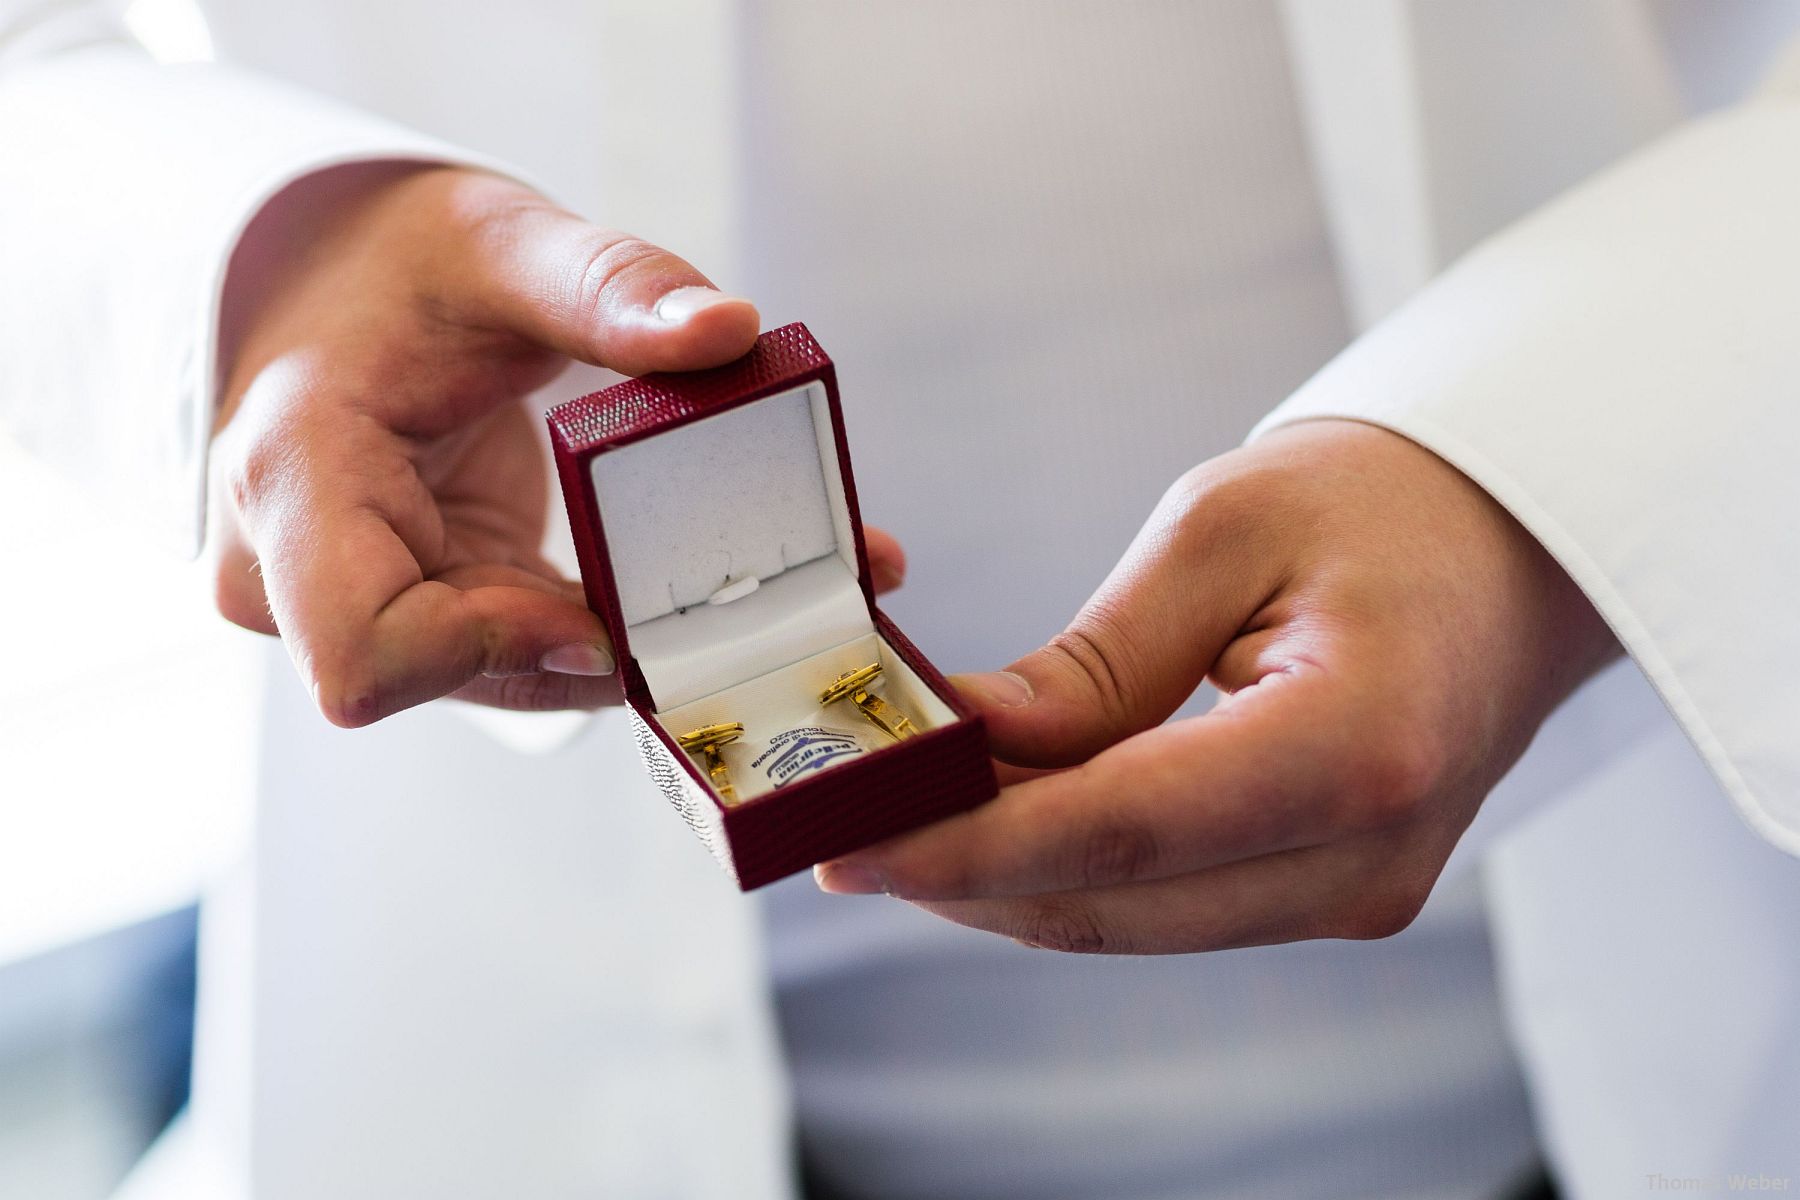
211,164 -> 904,726
816,420 -> 1619,953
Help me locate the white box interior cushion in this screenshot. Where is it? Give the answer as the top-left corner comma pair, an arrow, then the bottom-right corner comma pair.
627,556 -> 871,709
651,630 -> 959,803
590,382 -> 872,709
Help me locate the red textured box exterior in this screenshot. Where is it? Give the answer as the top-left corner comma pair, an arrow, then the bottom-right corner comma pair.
548,323 -> 998,890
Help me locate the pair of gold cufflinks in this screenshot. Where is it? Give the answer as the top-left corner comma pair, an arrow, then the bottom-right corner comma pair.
676,662 -> 918,804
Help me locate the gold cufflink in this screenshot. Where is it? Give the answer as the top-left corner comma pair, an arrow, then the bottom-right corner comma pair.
678,722 -> 745,805
820,663 -> 917,743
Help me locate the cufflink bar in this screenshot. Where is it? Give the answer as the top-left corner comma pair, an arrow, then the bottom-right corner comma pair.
678,722 -> 746,805
819,663 -> 918,743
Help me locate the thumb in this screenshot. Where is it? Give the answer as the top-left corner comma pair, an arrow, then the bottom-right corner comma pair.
956,478 -> 1275,768
458,182 -> 760,376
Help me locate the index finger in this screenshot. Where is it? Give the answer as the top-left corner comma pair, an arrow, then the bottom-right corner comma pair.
270,505 -> 612,727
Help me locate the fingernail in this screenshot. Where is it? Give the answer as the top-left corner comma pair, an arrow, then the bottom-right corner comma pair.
873,561 -> 905,592
815,860 -> 887,895
954,670 -> 1034,708
654,286 -> 749,325
540,642 -> 615,676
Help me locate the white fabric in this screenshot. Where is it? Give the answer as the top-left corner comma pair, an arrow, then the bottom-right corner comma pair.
1488,696 -> 1800,1198
235,657 -> 796,1200
7,2 -> 1800,1198
1255,95 -> 1800,856
0,37 -> 522,556
1277,0 -> 1437,329
629,556 -> 871,713
1278,0 -> 1685,331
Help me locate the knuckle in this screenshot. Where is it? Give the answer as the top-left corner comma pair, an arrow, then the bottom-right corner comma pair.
316,685 -> 382,730
887,862 -> 961,901
1160,459 -> 1255,545
1070,814 -> 1160,888
1156,460 -> 1278,598
226,437 -> 282,516
212,567 -> 276,635
1337,880 -> 1430,941
452,179 -> 545,246
572,234 -> 669,323
491,673 -> 560,710
304,650 -> 381,729
442,177 -> 570,281
226,411 -> 317,522
1043,624 -> 1136,730
1013,898 -> 1118,955
1160,461 -> 1219,526
1341,735 -> 1442,831
880,844 -> 970,899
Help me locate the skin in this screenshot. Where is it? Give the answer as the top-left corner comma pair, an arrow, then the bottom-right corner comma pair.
217,164 -> 1618,952
211,163 -> 905,723
816,420 -> 1621,952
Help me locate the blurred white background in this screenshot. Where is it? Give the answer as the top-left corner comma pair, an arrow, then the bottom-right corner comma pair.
0,4 -> 250,1196
0,429 -> 257,1200
0,434 -> 253,965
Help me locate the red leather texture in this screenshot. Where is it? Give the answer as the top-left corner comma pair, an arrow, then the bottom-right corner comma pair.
548,323 -> 998,890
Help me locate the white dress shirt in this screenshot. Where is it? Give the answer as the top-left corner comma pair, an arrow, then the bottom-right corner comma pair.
744,7 -> 1530,1197
4,3 -> 1800,1198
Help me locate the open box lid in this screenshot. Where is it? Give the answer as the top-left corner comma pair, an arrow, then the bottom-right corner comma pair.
548,324 -> 877,712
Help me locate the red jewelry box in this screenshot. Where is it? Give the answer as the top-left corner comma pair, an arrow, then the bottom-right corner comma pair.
548,323 -> 998,890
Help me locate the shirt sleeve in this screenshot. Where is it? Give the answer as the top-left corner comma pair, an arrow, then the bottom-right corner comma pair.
1252,90 -> 1800,857
0,4 -> 515,557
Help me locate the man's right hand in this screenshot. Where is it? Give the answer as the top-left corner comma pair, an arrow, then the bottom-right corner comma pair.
210,164 -> 762,726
